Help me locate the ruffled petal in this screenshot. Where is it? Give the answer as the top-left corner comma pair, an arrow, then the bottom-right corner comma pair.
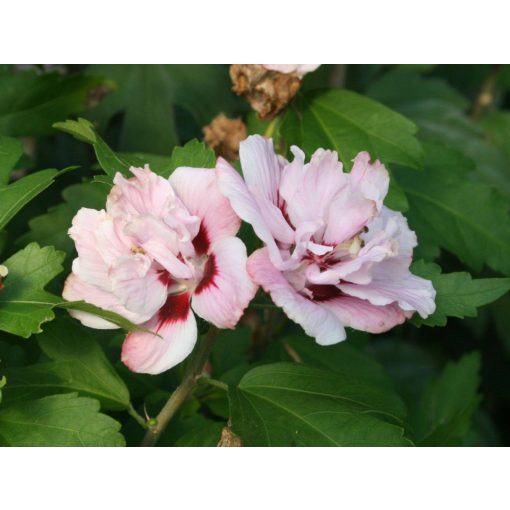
323,190 -> 377,246
248,248 -> 346,345
340,274 -> 436,319
107,165 -> 177,218
170,167 -> 240,251
262,64 -> 320,78
69,208 -> 131,290
191,237 -> 257,328
322,295 -> 410,334
62,273 -> 152,329
349,152 -> 389,212
110,255 -> 168,319
280,147 -> 347,230
239,135 -> 283,205
121,293 -> 197,375
123,215 -> 193,279
216,157 -> 286,269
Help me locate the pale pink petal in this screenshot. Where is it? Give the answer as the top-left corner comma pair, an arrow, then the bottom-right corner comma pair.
323,190 -> 377,246
239,135 -> 284,206
248,248 -> 346,345
69,208 -> 131,290
339,274 -> 436,318
110,255 -> 168,319
170,167 -> 240,251
262,64 -> 320,78
191,237 -> 257,329
349,152 -> 389,211
121,293 -> 197,375
306,239 -> 393,286
322,295 -> 410,334
107,166 -> 177,218
216,157 -> 286,268
280,147 -> 347,230
123,216 -> 193,279
62,273 -> 152,329
364,207 -> 417,276
256,196 -> 295,245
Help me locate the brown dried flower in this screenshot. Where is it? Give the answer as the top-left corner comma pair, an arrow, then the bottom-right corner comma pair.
217,426 -> 243,447
230,64 -> 301,120
203,113 -> 247,162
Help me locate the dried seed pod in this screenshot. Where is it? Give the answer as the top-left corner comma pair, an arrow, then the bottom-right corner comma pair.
203,113 -> 247,162
230,64 -> 301,120
217,426 -> 243,447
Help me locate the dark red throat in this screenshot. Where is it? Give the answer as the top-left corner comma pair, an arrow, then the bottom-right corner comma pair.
157,292 -> 191,328
306,284 -> 343,302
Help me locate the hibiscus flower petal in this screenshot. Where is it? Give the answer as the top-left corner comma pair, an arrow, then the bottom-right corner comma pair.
280,147 -> 347,229
216,157 -> 287,269
239,135 -> 283,205
349,152 -> 389,211
262,64 -> 321,78
248,248 -> 346,345
69,208 -> 131,290
339,274 -> 436,319
62,273 -> 152,329
110,255 -> 168,319
107,165 -> 177,218
121,293 -> 197,375
322,295 -> 410,334
170,167 -> 240,251
191,237 -> 257,329
323,190 -> 377,246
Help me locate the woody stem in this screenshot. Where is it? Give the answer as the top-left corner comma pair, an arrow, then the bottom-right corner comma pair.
140,326 -> 218,447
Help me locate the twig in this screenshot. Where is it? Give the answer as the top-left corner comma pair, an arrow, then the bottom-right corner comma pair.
140,326 -> 218,447
128,404 -> 148,430
471,64 -> 502,121
282,341 -> 303,363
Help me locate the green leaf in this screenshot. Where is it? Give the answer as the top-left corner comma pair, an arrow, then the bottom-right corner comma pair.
1,317 -> 130,410
412,352 -> 481,445
395,143 -> 510,274
366,338 -> 438,403
54,118 -> 131,177
0,134 -> 23,184
210,326 -> 251,377
86,64 -> 242,154
0,70 -> 103,137
174,418 -> 224,447
55,118 -> 187,179
0,243 -> 145,338
17,181 -> 107,256
0,375 -> 5,404
120,152 -> 173,176
57,301 -> 153,334
0,243 -> 64,337
283,335 -> 394,390
0,135 -> 65,230
368,69 -> 510,197
368,69 -> 469,111
411,260 -> 510,327
229,362 -> 411,446
0,393 -> 125,446
165,139 -> 216,178
482,111 -> 510,160
0,168 -> 61,231
281,89 -> 423,170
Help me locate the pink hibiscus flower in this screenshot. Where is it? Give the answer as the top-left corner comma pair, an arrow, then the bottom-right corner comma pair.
63,165 -> 257,374
217,135 -> 436,346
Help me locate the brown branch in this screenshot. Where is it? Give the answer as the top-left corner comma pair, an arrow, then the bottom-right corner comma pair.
471,64 -> 502,121
140,326 -> 218,447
